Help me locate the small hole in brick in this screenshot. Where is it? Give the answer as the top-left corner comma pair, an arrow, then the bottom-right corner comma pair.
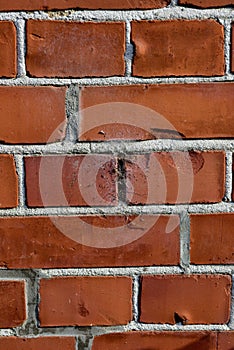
174,312 -> 187,325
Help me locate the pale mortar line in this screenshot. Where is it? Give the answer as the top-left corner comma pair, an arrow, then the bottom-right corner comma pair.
228,274 -> 234,329
0,330 -> 16,337
65,84 -> 80,143
1,202 -> 234,217
170,0 -> 179,6
16,270 -> 40,337
225,152 -> 233,202
13,155 -> 26,208
1,139 -> 234,155
132,275 -> 140,322
38,266 -> 234,278
0,324 -> 230,338
124,21 -> 133,77
1,7 -> 234,21
14,19 -> 26,77
0,75 -> 234,86
180,211 -> 190,270
219,18 -> 232,75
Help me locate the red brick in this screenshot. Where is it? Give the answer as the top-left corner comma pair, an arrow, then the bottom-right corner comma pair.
92,332 -> 217,350
140,275 -> 231,324
40,276 -> 132,326
132,20 -> 224,76
25,155 -> 118,207
0,0 -> 170,10
0,155 -> 18,208
26,21 -> 125,77
0,87 -> 66,144
179,0 -> 234,7
125,152 -> 225,204
0,215 -> 180,268
0,22 -> 16,77
191,214 -> 234,264
0,281 -> 26,328
232,25 -> 234,73
0,337 -> 75,350
218,332 -> 234,349
80,84 -> 234,139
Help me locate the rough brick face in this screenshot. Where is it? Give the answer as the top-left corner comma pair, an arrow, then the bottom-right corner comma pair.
191,214 -> 234,264
25,155 -> 118,207
0,0 -> 170,10
0,281 -> 26,328
0,155 -> 18,208
0,87 -> 66,144
26,21 -> 125,77
0,22 -> 16,77
0,337 -> 75,350
39,277 -> 132,326
179,0 -> 234,7
232,24 -> 234,73
80,84 -> 234,139
218,332 -> 234,349
0,1 -> 233,348
140,275 -> 231,324
132,20 -> 224,77
125,152 -> 225,204
92,332 -> 217,350
0,215 -> 180,268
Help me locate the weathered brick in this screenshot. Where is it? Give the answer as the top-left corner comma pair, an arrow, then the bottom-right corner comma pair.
92,332 -> 217,350
40,276 -> 132,326
140,275 -> 231,324
179,0 -> 234,7
80,84 -> 234,139
26,21 -> 125,77
0,337 -> 75,350
0,0 -> 170,10
25,155 -> 118,207
0,87 -> 66,144
125,152 -> 225,204
0,281 -> 26,328
0,215 -> 180,268
191,214 -> 234,264
0,22 -> 16,77
132,20 -> 224,76
0,155 -> 18,208
218,332 -> 234,349
232,24 -> 234,73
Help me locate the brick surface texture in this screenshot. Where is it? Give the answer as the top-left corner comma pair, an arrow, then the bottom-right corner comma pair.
0,1 -> 233,349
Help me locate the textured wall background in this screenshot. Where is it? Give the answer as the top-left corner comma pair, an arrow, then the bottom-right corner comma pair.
0,0 -> 233,349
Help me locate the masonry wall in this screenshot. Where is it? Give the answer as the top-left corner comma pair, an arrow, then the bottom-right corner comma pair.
0,1 -> 234,349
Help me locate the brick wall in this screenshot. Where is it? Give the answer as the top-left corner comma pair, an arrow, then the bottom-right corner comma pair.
0,1 -> 233,349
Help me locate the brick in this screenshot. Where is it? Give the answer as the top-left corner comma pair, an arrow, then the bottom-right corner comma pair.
92,331 -> 217,350
191,214 -> 234,264
0,22 -> 16,77
140,275 -> 231,324
0,281 -> 26,328
132,20 -> 224,76
26,21 -> 125,77
0,155 -> 18,208
232,25 -> 234,73
0,0 -> 170,11
218,332 -> 234,349
125,152 -> 225,204
40,276 -> 132,326
179,0 -> 234,7
0,87 -> 66,144
0,337 -> 75,350
25,155 -> 118,207
0,215 -> 179,268
80,84 -> 234,139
